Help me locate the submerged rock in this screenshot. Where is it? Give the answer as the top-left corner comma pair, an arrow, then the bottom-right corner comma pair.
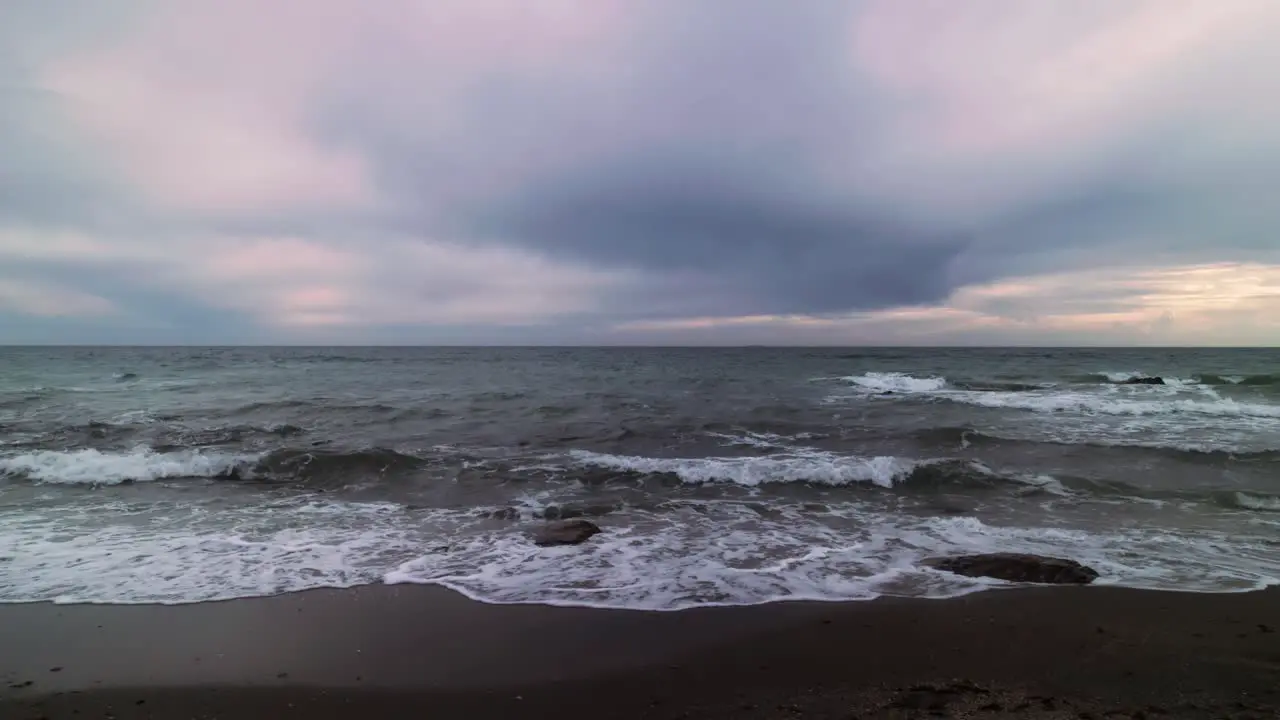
923,553 -> 1099,584
1122,376 -> 1165,385
533,519 -> 602,546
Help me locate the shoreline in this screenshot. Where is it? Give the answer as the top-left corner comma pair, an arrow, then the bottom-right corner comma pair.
2,584 -> 1279,718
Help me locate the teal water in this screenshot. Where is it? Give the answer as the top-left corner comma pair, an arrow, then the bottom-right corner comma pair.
1,347 -> 1278,608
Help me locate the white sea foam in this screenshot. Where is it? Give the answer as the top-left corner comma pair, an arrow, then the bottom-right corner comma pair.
569,448 -> 914,488
843,372 -> 947,393
2,492 -> 1278,609
0,498 -> 425,604
1236,493 -> 1280,512
836,373 -> 1280,420
385,506 -> 1280,608
947,389 -> 1280,419
1099,372 -> 1204,388
0,448 -> 257,485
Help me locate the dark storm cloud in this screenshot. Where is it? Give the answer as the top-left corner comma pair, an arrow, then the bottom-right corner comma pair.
333,0 -> 976,318
335,0 -> 1278,324
472,172 -> 968,315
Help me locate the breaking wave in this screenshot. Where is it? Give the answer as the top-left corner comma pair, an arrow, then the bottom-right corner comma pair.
0,448 -> 255,485
1228,492 -> 1280,512
947,390 -> 1280,419
842,372 -> 947,394
0,446 -> 433,487
567,448 -> 1048,493
838,373 -> 1280,420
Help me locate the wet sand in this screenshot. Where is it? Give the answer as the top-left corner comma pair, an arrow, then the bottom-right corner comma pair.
1,585 -> 1278,719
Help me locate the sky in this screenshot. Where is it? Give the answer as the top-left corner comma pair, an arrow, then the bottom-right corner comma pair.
3,0 -> 1279,345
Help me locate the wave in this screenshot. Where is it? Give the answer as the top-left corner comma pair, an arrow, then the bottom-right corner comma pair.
1079,371 -> 1150,384
1197,373 -> 1279,386
944,389 -> 1280,419
842,372 -> 947,393
911,426 -> 1280,461
839,373 -> 1280,420
567,448 -> 1043,493
1225,492 -> 1280,512
0,445 -> 433,487
1080,372 -> 1205,387
6,491 -> 1277,608
571,441 -> 1280,517
251,448 -> 428,488
0,448 -> 255,485
1074,372 -> 1280,388
570,448 -> 912,488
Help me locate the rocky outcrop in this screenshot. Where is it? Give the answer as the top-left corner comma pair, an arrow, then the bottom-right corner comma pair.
923,553 -> 1099,584
533,519 -> 602,546
1122,376 -> 1165,385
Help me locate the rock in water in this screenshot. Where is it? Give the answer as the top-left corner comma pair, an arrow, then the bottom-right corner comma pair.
923,553 -> 1099,584
1122,376 -> 1165,385
533,519 -> 601,547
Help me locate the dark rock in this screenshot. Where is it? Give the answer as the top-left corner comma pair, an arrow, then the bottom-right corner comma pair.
533,519 -> 601,546
1123,376 -> 1165,385
923,553 -> 1099,584
489,507 -> 521,521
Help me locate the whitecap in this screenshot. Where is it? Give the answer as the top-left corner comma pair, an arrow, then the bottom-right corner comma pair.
1236,492 -> 1280,512
568,448 -> 914,488
0,447 -> 257,485
842,372 -> 947,393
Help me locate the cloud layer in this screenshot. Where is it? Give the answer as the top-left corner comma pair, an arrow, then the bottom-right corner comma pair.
3,0 -> 1279,344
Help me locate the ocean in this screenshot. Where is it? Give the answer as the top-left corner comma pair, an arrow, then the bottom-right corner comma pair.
1,346 -> 1277,610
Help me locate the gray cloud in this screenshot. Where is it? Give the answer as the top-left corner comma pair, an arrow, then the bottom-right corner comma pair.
3,0 -> 1280,343
326,1 -> 1280,322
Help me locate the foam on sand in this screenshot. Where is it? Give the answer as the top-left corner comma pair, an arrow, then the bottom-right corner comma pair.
3,491 -> 1278,610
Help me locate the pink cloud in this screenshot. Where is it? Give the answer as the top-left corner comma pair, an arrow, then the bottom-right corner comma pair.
38,0 -> 629,219
42,1 -> 377,215
842,0 -> 1280,225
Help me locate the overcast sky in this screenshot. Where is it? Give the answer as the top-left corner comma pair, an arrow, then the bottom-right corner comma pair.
3,0 -> 1279,345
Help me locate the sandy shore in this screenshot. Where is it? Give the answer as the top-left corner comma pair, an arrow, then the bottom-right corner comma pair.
1,585 -> 1277,719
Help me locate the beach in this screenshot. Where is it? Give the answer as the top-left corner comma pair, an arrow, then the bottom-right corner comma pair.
4,348 -> 1280,717
2,585 -> 1278,719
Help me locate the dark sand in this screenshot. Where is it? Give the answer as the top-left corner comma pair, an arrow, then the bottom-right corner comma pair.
2,585 -> 1278,719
